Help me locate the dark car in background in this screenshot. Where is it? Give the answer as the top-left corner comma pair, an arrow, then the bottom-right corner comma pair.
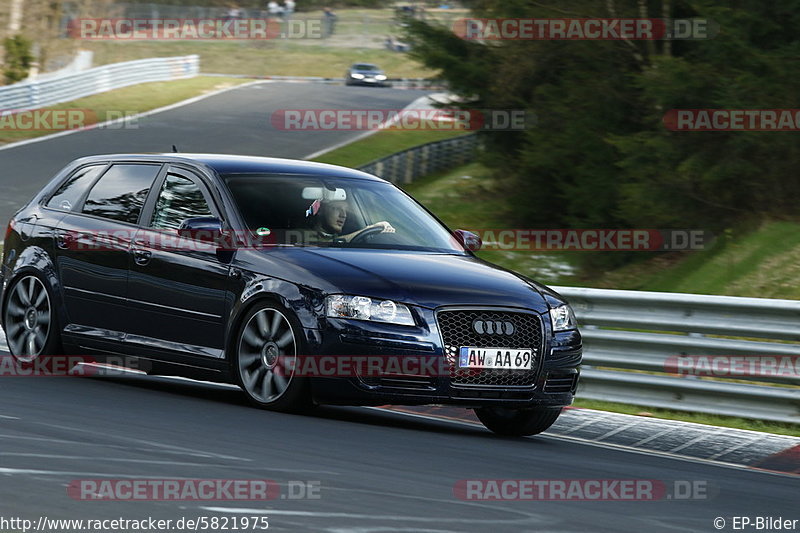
344,63 -> 388,86
0,154 -> 581,436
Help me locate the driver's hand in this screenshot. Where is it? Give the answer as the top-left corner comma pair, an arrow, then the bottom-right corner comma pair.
370,221 -> 395,233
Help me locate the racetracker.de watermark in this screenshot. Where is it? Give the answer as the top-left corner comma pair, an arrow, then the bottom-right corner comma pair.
454,479 -> 714,501
0,109 -> 138,131
474,229 -> 712,251
664,109 -> 800,131
68,479 -> 321,501
453,18 -> 717,40
0,109 -> 95,131
0,355 -> 141,376
665,355 -> 800,379
265,354 -> 480,377
269,108 -> 535,131
73,18 -> 320,40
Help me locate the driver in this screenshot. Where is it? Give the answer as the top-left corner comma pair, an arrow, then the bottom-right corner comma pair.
308,199 -> 395,243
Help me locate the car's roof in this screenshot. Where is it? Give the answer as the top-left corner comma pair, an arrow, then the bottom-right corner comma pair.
72,153 -> 385,182
351,63 -> 379,68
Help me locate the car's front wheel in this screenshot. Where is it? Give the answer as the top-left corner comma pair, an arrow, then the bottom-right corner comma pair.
475,406 -> 562,436
233,303 -> 311,412
3,273 -> 62,363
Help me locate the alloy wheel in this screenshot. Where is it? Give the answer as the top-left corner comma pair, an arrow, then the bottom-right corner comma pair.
237,307 -> 297,403
4,275 -> 51,362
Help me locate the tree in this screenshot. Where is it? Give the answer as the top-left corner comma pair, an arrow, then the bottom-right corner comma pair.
3,35 -> 33,83
405,0 -> 800,237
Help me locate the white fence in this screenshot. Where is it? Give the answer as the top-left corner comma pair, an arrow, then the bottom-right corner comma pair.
0,55 -> 199,111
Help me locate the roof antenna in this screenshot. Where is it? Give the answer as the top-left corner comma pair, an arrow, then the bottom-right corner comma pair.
171,144 -> 179,153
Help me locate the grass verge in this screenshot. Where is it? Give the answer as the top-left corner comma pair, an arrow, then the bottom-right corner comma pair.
312,129 -> 469,167
84,41 -> 434,79
599,221 -> 800,298
403,162 -> 582,284
0,76 -> 252,145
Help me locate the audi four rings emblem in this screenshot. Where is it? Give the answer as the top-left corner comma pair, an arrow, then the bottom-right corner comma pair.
472,319 -> 515,335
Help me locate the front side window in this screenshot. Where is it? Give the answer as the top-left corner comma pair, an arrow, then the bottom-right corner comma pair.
82,164 -> 161,224
151,174 -> 213,230
223,174 -> 465,253
46,165 -> 105,211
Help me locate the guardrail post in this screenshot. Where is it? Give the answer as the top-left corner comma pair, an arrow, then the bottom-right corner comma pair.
27,83 -> 39,107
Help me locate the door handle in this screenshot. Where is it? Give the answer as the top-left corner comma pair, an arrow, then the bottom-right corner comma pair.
132,249 -> 152,266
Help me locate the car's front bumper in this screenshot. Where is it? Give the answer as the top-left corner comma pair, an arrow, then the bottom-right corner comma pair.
348,76 -> 386,86
302,306 -> 582,408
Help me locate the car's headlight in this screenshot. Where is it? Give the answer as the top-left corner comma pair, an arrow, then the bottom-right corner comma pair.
326,295 -> 415,326
351,73 -> 365,79
375,74 -> 387,80
549,304 -> 577,332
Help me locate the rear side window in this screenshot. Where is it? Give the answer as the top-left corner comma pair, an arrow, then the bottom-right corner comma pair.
151,174 -> 213,230
46,165 -> 105,211
82,164 -> 161,224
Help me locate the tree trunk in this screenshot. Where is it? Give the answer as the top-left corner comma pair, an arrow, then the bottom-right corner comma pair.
9,0 -> 23,32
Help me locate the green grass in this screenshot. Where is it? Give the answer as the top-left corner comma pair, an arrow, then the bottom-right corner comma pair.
313,129 -> 469,167
574,399 -> 800,437
591,221 -> 800,298
0,76 -> 252,145
83,40 -> 434,79
403,162 -> 581,283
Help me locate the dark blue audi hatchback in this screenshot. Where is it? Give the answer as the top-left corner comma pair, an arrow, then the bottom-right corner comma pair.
0,154 -> 581,436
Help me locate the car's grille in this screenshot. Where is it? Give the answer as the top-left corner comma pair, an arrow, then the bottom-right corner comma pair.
437,309 -> 543,388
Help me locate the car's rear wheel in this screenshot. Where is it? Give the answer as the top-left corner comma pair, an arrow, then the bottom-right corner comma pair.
234,303 -> 311,412
474,406 -> 562,436
3,273 -> 61,363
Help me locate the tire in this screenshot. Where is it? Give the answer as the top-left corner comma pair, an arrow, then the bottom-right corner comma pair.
233,302 -> 312,412
475,406 -> 562,436
3,273 -> 62,364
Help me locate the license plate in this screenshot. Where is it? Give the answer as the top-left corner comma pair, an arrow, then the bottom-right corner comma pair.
458,347 -> 533,370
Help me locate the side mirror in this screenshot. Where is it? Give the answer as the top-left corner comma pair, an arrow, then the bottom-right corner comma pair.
453,229 -> 482,252
178,217 -> 224,243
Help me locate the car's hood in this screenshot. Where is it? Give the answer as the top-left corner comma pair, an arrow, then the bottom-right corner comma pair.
239,248 -> 549,311
352,69 -> 383,75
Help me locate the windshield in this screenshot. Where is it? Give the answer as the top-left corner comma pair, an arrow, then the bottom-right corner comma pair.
352,64 -> 379,71
223,174 -> 465,253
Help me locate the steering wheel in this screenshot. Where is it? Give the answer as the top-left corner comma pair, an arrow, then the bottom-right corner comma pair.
350,225 -> 386,243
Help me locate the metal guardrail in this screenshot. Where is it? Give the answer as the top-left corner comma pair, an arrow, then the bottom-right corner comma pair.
0,55 -> 199,111
553,286 -> 800,423
358,133 -> 480,184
